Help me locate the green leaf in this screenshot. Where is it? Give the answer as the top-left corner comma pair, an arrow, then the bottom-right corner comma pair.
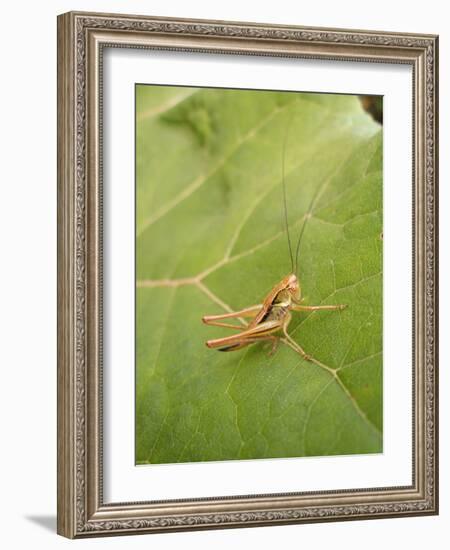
135,85 -> 383,464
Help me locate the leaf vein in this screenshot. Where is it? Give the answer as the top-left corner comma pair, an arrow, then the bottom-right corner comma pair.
138,97 -> 300,235
138,89 -> 197,121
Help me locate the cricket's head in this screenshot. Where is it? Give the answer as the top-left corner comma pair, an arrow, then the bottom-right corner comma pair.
286,273 -> 301,303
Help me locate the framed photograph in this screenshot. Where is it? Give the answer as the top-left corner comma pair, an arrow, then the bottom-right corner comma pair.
57,11 -> 439,538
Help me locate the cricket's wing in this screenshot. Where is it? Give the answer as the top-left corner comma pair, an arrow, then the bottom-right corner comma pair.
250,274 -> 293,327
215,341 -> 253,352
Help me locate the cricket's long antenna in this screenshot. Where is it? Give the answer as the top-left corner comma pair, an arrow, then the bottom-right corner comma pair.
281,116 -> 295,273
293,180 -> 323,275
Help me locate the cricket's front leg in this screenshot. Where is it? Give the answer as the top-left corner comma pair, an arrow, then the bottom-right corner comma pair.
291,303 -> 347,312
267,336 -> 279,356
281,312 -> 312,361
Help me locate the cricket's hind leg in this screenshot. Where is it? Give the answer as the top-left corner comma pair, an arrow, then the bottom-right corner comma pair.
202,304 -> 262,330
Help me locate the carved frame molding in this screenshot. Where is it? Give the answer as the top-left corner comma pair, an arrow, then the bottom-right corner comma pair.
57,11 -> 438,538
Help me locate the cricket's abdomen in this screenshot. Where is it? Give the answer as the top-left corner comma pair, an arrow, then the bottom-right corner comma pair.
261,303 -> 289,323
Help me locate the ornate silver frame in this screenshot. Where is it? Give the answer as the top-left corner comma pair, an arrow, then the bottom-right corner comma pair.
57,11 -> 439,538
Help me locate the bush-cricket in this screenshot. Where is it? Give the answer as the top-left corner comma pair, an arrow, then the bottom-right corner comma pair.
202,116 -> 346,360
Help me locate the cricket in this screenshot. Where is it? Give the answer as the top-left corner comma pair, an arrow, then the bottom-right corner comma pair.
202,118 -> 347,361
